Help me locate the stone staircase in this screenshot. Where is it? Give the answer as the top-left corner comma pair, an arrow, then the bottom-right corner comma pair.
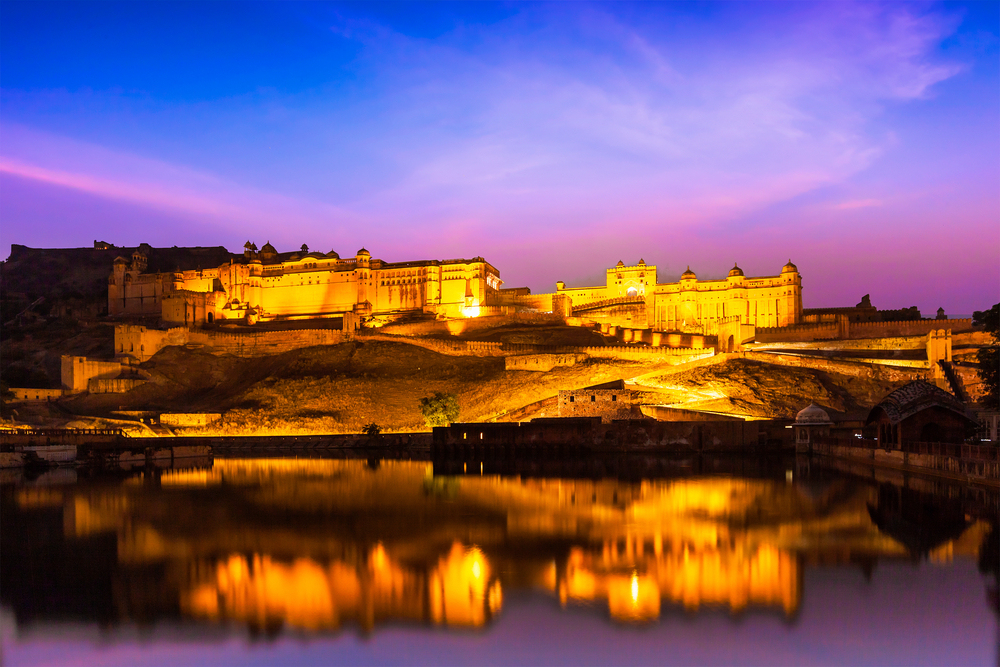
939,361 -> 970,403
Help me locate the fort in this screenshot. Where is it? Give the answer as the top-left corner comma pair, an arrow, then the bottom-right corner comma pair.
108,242 -> 502,326
102,240 -> 805,335
1,240 -> 993,450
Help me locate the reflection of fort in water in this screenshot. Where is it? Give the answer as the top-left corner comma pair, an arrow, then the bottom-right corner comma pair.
2,459 -> 993,635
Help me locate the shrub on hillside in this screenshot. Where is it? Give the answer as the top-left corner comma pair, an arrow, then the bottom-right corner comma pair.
419,392 -> 460,427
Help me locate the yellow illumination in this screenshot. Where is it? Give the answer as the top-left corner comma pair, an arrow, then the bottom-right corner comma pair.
631,571 -> 639,603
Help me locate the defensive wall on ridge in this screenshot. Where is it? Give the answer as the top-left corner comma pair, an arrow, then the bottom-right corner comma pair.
378,312 -> 567,337
742,351 -> 927,383
754,318 -> 973,343
116,324 -> 349,362
362,332 -> 714,364
114,323 -> 715,366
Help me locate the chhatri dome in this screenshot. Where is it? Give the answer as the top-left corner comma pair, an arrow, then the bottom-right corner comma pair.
356,247 -> 370,257
795,403 -> 831,425
728,263 -> 744,277
782,260 -> 798,274
681,266 -> 697,280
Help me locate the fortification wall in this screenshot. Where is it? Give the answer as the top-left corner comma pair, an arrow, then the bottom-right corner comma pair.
379,312 -> 566,337
89,378 -> 148,394
60,355 -> 124,393
115,324 -> 348,361
364,332 -> 713,364
754,318 -> 974,344
744,351 -> 925,382
755,322 -> 839,343
748,335 -> 927,352
505,354 -> 585,372
558,388 -> 632,422
9,388 -> 64,402
850,318 -> 973,338
160,413 -> 222,427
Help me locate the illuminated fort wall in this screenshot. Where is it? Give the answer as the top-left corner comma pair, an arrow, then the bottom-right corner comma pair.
552,260 -> 802,334
110,246 -> 501,325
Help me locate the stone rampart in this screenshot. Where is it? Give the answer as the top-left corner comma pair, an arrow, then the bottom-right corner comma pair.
88,378 -> 148,394
755,322 -> 839,342
9,388 -> 64,402
160,413 -> 222,428
379,312 -> 566,337
505,354 -> 585,372
744,351 -> 925,382
850,318 -> 973,338
364,331 -> 713,364
748,335 -> 926,352
61,355 -> 125,393
754,317 -> 974,344
115,324 -> 348,361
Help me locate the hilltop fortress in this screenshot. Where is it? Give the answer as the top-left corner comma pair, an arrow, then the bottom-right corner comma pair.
105,241 -> 802,334
109,242 -> 501,326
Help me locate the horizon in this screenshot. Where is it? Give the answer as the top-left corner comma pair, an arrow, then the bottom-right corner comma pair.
1,1 -> 998,313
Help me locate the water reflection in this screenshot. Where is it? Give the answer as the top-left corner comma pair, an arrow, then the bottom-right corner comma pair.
1,457 -> 995,639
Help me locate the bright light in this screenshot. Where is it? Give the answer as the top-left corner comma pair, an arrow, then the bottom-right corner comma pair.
631,572 -> 639,604
472,560 -> 482,580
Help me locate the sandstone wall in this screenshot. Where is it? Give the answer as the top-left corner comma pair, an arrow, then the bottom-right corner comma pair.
505,354 -> 585,372
749,335 -> 926,351
115,324 -> 348,361
558,388 -> 632,422
379,312 -> 566,337
755,318 -> 974,344
89,378 -> 148,394
160,413 -> 223,427
744,351 -> 925,382
60,355 -> 124,393
9,388 -> 64,402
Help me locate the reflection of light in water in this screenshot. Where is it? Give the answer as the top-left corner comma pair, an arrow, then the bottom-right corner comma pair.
429,543 -> 500,627
631,571 -> 639,604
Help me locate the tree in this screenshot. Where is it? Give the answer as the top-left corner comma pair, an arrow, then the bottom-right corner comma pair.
973,303 -> 999,409
419,392 -> 460,428
363,422 -> 382,438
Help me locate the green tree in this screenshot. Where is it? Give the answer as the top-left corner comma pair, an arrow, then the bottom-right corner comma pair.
973,303 -> 999,409
362,422 -> 382,438
419,392 -> 460,428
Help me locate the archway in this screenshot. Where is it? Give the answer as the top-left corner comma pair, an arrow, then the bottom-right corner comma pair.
727,335 -> 735,353
626,287 -> 638,298
207,312 -> 215,324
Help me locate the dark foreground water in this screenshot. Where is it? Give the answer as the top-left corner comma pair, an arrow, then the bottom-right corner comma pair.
1,455 -> 997,666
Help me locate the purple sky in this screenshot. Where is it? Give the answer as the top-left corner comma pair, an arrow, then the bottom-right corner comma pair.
1,2 -> 997,313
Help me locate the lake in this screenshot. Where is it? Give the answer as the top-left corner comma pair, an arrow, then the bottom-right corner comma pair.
1,454 -> 997,666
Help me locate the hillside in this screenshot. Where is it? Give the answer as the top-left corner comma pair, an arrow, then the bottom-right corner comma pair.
50,338 -> 913,435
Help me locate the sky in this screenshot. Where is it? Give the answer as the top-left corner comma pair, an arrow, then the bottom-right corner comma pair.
1,1 -> 997,313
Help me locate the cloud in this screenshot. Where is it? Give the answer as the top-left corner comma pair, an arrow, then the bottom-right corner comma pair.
0,123 -> 363,242
834,199 -> 883,210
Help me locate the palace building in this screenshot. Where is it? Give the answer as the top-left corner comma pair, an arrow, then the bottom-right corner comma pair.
106,241 -> 801,334
108,242 -> 501,326
554,259 -> 802,334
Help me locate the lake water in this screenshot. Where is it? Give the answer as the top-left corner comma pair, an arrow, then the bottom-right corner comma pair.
2,455 -> 997,666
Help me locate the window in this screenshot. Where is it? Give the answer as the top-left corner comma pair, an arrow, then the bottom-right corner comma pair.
591,395 -> 596,402
569,396 -> 575,403
612,395 -> 617,402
